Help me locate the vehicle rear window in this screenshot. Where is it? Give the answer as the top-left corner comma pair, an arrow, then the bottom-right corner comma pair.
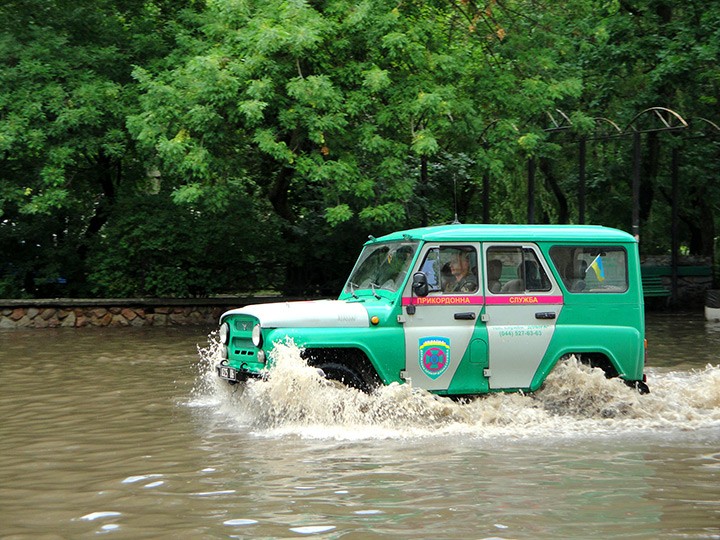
549,246 -> 628,293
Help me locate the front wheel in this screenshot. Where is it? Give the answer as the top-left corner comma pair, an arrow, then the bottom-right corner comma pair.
315,362 -> 373,393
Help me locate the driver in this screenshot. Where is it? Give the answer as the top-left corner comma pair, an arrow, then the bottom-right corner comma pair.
448,249 -> 477,293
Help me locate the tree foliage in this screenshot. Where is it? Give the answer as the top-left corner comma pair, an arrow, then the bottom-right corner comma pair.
1,0 -> 719,297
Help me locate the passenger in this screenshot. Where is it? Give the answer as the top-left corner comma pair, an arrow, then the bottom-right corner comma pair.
524,260 -> 543,290
487,259 -> 502,293
501,260 -> 545,292
448,250 -> 478,293
567,260 -> 587,292
501,261 -> 527,293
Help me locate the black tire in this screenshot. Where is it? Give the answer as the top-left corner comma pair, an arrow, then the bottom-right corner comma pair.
315,362 -> 371,392
624,379 -> 650,394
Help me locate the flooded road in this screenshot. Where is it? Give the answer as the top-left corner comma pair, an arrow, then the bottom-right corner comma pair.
1,312 -> 719,539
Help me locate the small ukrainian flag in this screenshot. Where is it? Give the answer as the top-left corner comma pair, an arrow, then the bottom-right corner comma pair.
588,255 -> 605,282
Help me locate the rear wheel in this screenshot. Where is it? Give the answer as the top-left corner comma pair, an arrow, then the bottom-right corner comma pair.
570,353 -> 650,394
624,379 -> 650,394
577,353 -> 619,378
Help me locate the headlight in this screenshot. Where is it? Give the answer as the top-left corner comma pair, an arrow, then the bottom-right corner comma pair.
251,323 -> 263,347
219,322 -> 229,345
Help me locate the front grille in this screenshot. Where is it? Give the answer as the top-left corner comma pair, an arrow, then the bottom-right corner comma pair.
225,315 -> 259,363
233,318 -> 255,335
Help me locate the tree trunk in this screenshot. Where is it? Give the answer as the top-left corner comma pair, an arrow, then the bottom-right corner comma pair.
268,165 -> 295,223
640,131 -> 660,224
78,153 -> 118,260
539,157 -> 568,224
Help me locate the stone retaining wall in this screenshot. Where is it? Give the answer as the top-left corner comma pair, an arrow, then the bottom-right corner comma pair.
1,305 -> 224,328
0,297 -> 294,329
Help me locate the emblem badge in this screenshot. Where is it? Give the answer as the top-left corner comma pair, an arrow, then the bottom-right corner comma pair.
419,337 -> 451,380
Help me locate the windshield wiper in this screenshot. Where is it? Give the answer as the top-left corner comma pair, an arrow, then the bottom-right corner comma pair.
348,281 -> 359,299
369,282 -> 381,299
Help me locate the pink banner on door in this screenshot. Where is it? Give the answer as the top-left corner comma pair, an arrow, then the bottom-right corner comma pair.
484,295 -> 564,305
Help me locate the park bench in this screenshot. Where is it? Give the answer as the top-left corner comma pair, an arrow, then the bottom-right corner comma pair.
640,264 -> 712,304
641,275 -> 671,298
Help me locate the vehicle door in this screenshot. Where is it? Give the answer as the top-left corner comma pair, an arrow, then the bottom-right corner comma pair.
482,244 -> 563,389
401,243 -> 488,392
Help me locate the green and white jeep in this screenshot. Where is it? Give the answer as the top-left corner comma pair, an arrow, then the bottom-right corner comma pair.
216,224 -> 649,395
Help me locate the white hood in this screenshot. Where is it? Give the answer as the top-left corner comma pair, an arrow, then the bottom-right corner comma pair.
221,300 -> 369,328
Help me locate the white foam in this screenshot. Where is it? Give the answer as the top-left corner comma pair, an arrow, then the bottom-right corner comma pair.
195,335 -> 720,441
289,525 -> 337,534
79,511 -> 121,521
223,518 -> 258,526
193,490 -> 237,497
122,474 -> 162,484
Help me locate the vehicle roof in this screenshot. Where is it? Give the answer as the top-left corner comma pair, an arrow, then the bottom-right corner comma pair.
371,223 -> 637,244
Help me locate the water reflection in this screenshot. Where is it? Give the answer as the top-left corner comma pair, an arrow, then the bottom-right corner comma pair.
646,311 -> 720,369
0,315 -> 718,538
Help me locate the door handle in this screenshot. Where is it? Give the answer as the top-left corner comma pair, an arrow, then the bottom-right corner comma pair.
454,312 -> 476,320
535,311 -> 556,319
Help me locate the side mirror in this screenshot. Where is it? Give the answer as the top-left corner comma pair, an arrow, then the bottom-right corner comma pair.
412,272 -> 429,297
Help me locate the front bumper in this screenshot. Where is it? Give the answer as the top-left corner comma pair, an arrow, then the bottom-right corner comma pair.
216,362 -> 263,383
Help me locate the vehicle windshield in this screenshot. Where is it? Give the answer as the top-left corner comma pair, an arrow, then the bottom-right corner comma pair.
344,241 -> 419,295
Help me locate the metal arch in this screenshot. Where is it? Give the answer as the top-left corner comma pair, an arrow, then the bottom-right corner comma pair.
623,107 -> 689,134
476,108 -> 715,231
478,119 -> 500,147
545,109 -> 573,132
588,117 -> 623,140
692,117 -> 720,131
543,111 -> 623,140
684,117 -> 720,139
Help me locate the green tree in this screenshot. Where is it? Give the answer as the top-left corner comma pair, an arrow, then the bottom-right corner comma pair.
0,0 -> 202,296
86,186 -> 282,297
3,0 -> 717,298
129,0 -> 588,292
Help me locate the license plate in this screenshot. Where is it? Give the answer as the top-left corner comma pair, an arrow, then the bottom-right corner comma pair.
218,366 -> 238,380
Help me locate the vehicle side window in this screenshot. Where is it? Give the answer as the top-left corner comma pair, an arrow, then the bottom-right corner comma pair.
549,246 -> 628,293
486,246 -> 551,293
420,246 -> 479,294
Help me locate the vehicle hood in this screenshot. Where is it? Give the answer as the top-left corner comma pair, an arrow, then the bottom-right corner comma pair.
220,299 -> 370,328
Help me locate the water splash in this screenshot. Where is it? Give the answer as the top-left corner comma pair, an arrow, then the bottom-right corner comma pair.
194,334 -> 720,440
192,330 -> 235,406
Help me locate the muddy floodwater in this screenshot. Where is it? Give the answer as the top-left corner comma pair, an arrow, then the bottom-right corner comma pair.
1,312 -> 719,539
